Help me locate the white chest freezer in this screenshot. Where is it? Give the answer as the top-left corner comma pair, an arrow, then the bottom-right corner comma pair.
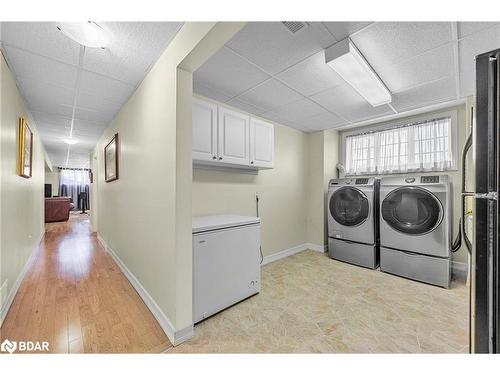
192,215 -> 261,323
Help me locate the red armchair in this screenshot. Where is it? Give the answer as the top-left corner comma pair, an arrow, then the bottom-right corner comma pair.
45,197 -> 75,222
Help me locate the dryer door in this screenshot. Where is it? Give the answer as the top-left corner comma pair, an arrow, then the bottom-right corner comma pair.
330,187 -> 369,227
381,187 -> 443,235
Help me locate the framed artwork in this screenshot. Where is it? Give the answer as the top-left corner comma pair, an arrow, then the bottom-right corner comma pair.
104,133 -> 119,182
17,117 -> 33,178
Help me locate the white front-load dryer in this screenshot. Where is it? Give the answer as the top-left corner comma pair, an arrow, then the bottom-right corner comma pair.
327,177 -> 380,269
379,175 -> 452,287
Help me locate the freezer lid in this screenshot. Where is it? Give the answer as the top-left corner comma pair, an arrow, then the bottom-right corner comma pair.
192,215 -> 261,233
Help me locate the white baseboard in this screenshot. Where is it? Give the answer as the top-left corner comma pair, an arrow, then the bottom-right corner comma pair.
305,243 -> 327,253
262,243 -> 326,265
0,230 -> 44,327
96,233 -> 193,346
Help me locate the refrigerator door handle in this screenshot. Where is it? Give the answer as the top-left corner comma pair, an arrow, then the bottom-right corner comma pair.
459,109 -> 475,253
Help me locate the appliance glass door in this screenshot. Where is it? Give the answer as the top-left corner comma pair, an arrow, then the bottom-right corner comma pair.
381,187 -> 442,235
329,187 -> 369,227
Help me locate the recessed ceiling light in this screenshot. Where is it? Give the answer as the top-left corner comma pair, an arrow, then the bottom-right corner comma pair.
64,138 -> 78,145
56,21 -> 109,48
325,38 -> 392,107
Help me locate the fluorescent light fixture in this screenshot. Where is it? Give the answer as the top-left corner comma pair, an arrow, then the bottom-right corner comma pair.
64,138 -> 78,145
325,38 -> 392,107
56,22 -> 109,48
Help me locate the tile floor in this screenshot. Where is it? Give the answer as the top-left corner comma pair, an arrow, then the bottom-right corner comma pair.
169,250 -> 469,353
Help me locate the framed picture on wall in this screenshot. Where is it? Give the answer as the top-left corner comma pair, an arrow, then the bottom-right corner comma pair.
104,133 -> 119,182
17,117 -> 33,178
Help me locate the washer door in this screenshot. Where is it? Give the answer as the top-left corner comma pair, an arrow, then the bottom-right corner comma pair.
329,187 -> 369,227
381,187 -> 443,235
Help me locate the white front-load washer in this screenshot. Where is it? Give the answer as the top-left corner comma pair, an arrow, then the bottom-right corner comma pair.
379,175 -> 452,287
327,177 -> 380,269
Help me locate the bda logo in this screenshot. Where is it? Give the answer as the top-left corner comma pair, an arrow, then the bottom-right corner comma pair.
1,339 -> 17,354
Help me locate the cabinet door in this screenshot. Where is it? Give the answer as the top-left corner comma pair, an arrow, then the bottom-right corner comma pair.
192,98 -> 217,161
250,118 -> 274,168
218,106 -> 250,165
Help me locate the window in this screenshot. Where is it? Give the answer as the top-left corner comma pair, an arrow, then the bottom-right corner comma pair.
343,114 -> 456,175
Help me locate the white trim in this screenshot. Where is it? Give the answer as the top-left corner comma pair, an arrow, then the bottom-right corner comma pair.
96,233 -> 194,346
452,261 -> 469,280
305,243 -> 327,253
0,231 -> 44,327
262,243 -> 326,265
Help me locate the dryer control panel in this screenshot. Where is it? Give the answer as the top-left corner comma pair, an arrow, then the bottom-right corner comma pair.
421,175 -> 440,184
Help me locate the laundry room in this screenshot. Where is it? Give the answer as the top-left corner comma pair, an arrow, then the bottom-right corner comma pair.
185,21 -> 489,353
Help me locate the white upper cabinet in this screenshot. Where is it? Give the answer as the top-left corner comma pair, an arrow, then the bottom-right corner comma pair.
217,106 -> 250,165
192,97 -> 274,170
250,118 -> 274,168
192,98 -> 217,161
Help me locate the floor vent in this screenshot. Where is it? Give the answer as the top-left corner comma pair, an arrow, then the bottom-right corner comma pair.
281,21 -> 308,35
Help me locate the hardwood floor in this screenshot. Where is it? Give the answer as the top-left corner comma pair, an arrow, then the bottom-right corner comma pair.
0,213 -> 172,353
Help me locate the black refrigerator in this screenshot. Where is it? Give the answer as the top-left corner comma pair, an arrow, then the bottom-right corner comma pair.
471,47 -> 500,353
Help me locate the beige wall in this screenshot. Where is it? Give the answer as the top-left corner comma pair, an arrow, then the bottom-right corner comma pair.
323,129 -> 340,244
44,170 -> 60,197
193,109 -> 310,256
93,23 -> 244,340
305,132 -> 325,246
0,51 -> 46,322
338,105 -> 468,264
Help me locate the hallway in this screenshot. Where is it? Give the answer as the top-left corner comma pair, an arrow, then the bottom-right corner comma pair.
0,214 -> 171,353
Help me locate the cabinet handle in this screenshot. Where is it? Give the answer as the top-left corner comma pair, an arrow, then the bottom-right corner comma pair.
218,157 -> 223,160
212,156 -> 216,160
250,161 -> 254,164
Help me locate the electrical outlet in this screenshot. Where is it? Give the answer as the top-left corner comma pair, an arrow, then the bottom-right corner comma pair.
255,192 -> 260,200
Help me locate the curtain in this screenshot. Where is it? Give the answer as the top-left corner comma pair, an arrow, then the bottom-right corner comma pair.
412,117 -> 452,171
59,169 -> 90,210
345,133 -> 376,175
345,117 -> 453,175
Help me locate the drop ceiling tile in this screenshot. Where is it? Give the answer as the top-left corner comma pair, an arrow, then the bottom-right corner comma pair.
3,45 -> 78,89
392,76 -> 457,111
25,96 -> 74,118
77,90 -> 122,119
265,98 -> 327,123
82,22 -> 183,85
79,70 -> 135,105
237,79 -> 303,112
322,22 -> 373,41
458,22 -> 499,39
259,111 -> 303,130
194,47 -> 270,99
193,81 -> 233,103
302,111 -> 347,131
351,22 -> 453,70
459,24 -> 500,97
31,111 -> 72,128
75,106 -> 115,124
276,50 -> 344,96
226,98 -> 267,116
0,22 -> 81,65
377,43 -> 455,93
310,83 -> 393,122
226,22 -> 336,75
17,77 -> 74,108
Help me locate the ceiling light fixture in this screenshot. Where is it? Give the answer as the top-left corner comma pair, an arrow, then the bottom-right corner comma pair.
56,21 -> 109,48
64,138 -> 78,145
325,38 -> 392,107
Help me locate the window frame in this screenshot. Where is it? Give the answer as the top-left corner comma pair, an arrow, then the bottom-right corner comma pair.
341,110 -> 458,176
